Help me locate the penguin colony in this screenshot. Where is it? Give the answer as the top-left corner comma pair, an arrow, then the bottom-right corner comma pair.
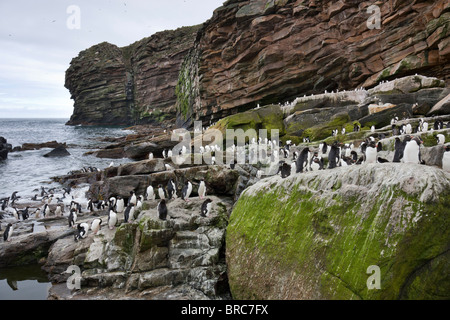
1,172 -> 214,243
2,115 -> 449,243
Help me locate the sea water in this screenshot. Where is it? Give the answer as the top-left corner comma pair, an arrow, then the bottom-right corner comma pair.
0,118 -> 133,200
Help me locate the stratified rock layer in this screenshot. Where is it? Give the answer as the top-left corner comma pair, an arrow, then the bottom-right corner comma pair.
65,26 -> 201,126
226,163 -> 450,300
179,0 -> 450,125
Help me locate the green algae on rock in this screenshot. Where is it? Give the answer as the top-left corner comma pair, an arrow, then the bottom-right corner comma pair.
226,163 -> 450,300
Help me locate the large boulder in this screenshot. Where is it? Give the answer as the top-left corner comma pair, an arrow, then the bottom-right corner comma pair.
226,163 -> 450,300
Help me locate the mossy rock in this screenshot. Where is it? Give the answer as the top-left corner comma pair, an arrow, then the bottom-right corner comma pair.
226,164 -> 450,300
213,105 -> 285,139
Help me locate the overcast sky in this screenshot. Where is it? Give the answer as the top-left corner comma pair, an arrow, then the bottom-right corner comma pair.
0,0 -> 224,119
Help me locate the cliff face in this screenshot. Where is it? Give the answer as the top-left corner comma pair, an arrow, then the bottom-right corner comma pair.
177,0 -> 450,126
65,25 -> 201,126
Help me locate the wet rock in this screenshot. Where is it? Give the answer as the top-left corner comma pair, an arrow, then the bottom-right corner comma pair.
43,145 -> 71,158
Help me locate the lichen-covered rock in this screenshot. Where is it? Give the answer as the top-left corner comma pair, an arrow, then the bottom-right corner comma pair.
226,163 -> 450,300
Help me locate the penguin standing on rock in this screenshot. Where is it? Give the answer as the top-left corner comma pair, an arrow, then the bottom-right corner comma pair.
158,199 -> 168,220
363,140 -> 378,164
167,179 -> 177,200
146,185 -> 155,201
116,197 -> 125,214
68,209 -> 77,228
129,191 -> 137,206
393,136 -> 411,163
309,152 -> 324,171
108,209 -> 117,230
74,223 -> 89,241
278,162 -> 291,178
158,184 -> 166,200
91,218 -> 102,235
182,180 -> 193,202
124,203 -> 135,223
201,199 -> 213,217
198,179 -> 206,199
43,204 -> 51,217
328,142 -> 341,169
403,136 -> 424,164
296,147 -> 310,173
3,223 -> 13,242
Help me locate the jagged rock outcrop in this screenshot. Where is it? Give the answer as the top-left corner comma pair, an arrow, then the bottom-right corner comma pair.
177,0 -> 450,126
0,137 -> 11,160
226,163 -> 450,300
65,25 -> 201,126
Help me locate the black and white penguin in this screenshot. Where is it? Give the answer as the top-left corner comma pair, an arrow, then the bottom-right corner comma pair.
34,208 -> 41,219
90,218 -> 102,235
129,191 -> 137,206
350,151 -> 358,163
1,198 -> 7,211
158,199 -> 168,220
309,152 -> 324,171
201,199 -> 213,217
403,136 -> 423,164
108,209 -> 117,230
55,204 -> 62,217
87,198 -> 94,212
3,223 -> 13,242
328,142 -> 341,169
68,209 -> 77,228
116,196 -> 125,213
124,203 -> 135,223
363,140 -> 378,164
43,203 -> 51,217
167,179 -> 177,200
319,142 -> 329,159
279,162 -> 291,178
74,223 -> 89,242
146,184 -> 155,201
281,147 -> 289,159
442,145 -> 450,173
136,195 -> 143,211
198,179 -> 206,199
22,207 -> 30,220
436,134 -> 445,145
292,151 -> 299,161
158,184 -> 166,200
435,119 -> 444,130
393,136 -> 410,162
182,180 -> 193,202
109,197 -> 117,209
295,147 -> 310,173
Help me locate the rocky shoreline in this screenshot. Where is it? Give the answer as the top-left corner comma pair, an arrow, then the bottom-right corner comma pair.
1,74 -> 450,300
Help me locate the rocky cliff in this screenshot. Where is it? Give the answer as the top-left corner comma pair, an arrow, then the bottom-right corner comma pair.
65,25 -> 201,126
227,163 -> 450,300
177,0 -> 450,126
